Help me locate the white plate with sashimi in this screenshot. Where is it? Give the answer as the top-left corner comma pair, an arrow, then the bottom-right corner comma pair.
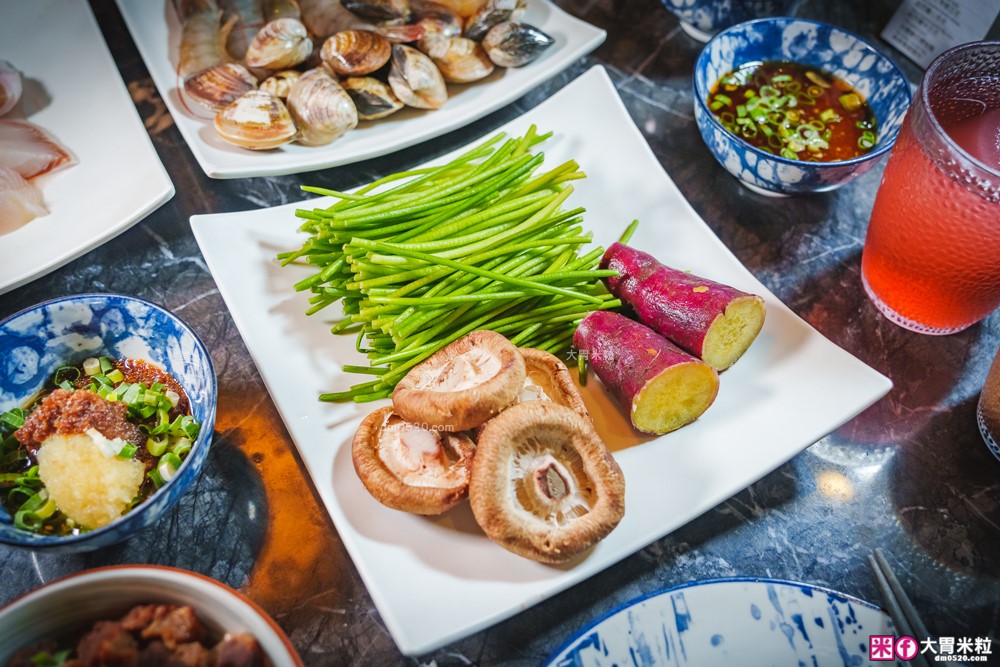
0,0 -> 174,296
191,67 -> 893,655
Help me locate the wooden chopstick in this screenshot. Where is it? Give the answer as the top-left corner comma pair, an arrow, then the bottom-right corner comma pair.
867,549 -> 932,667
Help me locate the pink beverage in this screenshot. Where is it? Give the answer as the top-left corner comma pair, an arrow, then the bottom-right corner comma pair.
861,42 -> 1000,334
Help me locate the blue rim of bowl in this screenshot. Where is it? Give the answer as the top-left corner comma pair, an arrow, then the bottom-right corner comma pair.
693,17 -> 913,170
0,293 -> 218,548
542,575 -> 887,666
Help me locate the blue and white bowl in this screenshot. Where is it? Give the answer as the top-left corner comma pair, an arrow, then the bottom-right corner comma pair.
0,294 -> 217,552
661,0 -> 796,42
693,18 -> 912,196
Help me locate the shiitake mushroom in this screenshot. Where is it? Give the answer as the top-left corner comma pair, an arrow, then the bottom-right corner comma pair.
473,347 -> 591,440
469,402 -> 625,564
517,348 -> 591,423
393,330 -> 526,432
352,406 -> 475,515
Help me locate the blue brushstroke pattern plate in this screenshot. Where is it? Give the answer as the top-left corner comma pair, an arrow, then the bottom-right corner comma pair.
0,294 -> 217,552
546,578 -> 900,667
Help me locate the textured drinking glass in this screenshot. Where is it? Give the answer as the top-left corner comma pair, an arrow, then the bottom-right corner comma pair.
980,346 -> 1000,462
861,42 -> 1000,335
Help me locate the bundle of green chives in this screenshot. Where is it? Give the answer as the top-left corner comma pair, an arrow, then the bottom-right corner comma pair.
278,126 -> 621,403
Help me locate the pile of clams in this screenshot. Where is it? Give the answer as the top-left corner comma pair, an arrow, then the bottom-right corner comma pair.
175,0 -> 556,150
351,330 -> 626,565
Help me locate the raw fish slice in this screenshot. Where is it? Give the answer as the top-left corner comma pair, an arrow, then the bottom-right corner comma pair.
0,119 -> 74,179
0,166 -> 47,233
0,60 -> 23,116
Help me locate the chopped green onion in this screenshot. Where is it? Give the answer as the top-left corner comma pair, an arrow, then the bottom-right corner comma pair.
1,408 -> 25,431
147,436 -> 168,458
839,93 -> 863,111
806,71 -> 831,88
118,443 -> 138,459
15,506 -> 45,531
148,469 -> 166,489
106,369 -> 125,383
99,357 -> 114,374
83,357 -> 101,376
165,390 -> 180,408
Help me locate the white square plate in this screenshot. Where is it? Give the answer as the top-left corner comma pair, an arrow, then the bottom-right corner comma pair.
115,0 -> 606,179
0,0 -> 174,296
191,67 -> 892,656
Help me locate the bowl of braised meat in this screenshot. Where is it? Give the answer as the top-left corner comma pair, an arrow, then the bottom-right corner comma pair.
0,293 -> 216,552
0,565 -> 302,666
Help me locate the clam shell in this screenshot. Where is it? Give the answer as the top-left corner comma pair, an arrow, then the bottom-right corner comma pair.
342,76 -> 403,120
259,69 -> 302,99
342,0 -> 411,22
321,30 -> 392,76
214,89 -> 297,150
388,44 -> 447,110
245,17 -> 313,69
0,61 -> 23,117
413,4 -> 463,52
426,36 -> 493,83
287,68 -> 359,146
482,21 -> 553,68
464,0 -> 525,41
184,62 -> 259,113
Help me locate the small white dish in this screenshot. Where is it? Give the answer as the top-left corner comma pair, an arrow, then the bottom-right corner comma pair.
0,0 -> 174,296
190,66 -> 892,655
544,578 -> 897,666
114,0 -> 606,179
0,565 -> 302,667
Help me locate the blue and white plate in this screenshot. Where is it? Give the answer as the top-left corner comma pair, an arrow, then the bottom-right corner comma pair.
546,578 -> 899,667
0,294 -> 217,552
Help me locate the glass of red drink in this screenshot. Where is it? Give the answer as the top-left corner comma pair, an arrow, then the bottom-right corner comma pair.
861,41 -> 1000,335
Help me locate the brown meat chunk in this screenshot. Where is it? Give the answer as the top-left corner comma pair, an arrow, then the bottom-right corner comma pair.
214,634 -> 264,667
75,620 -> 139,667
14,389 -> 145,455
138,641 -> 212,667
128,605 -> 205,649
119,604 -> 161,632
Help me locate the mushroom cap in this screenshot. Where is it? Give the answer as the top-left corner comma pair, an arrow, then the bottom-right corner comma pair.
469,402 -> 625,564
352,406 -> 476,515
472,347 -> 592,441
393,330 -> 526,432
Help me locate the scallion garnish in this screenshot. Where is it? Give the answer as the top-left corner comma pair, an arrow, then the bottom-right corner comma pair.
708,60 -> 877,161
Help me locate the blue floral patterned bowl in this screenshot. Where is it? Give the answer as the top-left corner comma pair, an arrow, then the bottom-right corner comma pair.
0,294 -> 216,552
693,18 -> 912,196
661,0 -> 796,41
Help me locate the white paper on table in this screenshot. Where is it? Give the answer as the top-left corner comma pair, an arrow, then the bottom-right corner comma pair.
881,0 -> 1000,68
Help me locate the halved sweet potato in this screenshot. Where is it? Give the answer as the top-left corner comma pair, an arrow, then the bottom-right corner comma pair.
574,310 -> 719,435
601,242 -> 765,370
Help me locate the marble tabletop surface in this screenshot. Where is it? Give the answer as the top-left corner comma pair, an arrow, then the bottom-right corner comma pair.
1,0 -> 998,664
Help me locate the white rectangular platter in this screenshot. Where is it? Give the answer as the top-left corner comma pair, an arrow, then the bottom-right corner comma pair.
115,0 -> 606,179
0,0 -> 174,296
191,66 -> 892,656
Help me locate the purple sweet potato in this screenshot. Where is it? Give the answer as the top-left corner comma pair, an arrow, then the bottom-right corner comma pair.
574,310 -> 719,435
601,242 -> 765,371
